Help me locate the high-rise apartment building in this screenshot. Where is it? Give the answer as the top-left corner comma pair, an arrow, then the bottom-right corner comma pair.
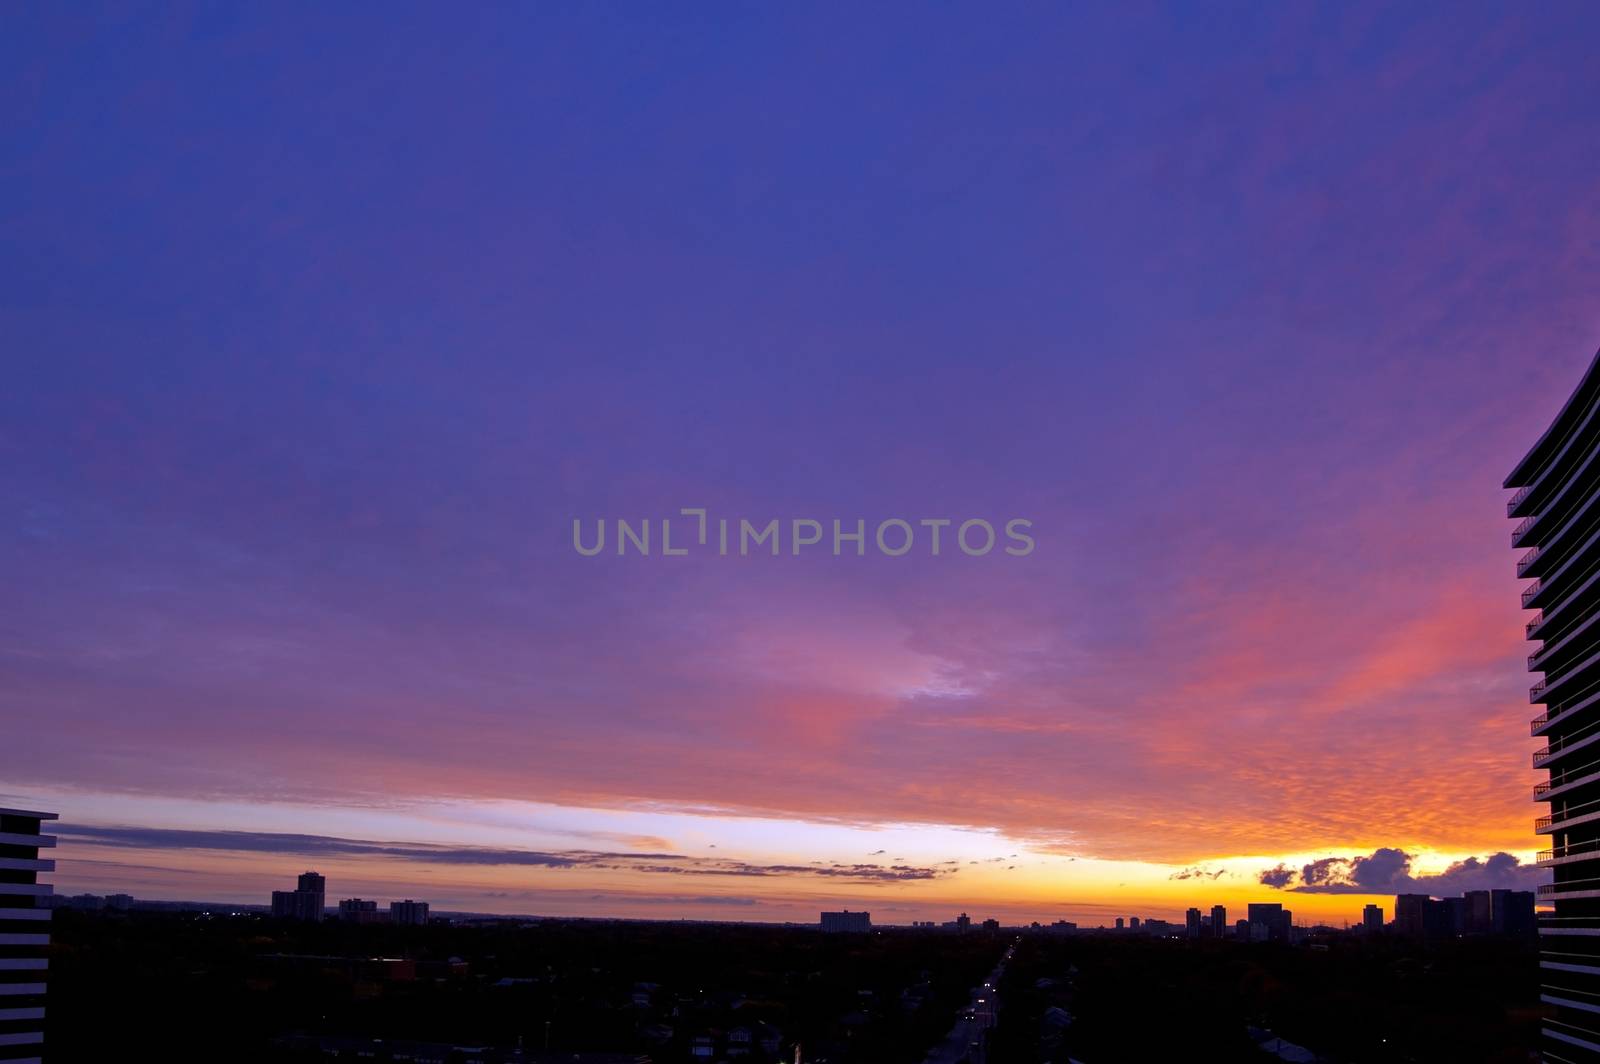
0,805 -> 56,1064
1509,347 -> 1600,1061
270,871 -> 326,922
1394,893 -> 1429,939
338,899 -> 382,924
819,910 -> 871,933
1211,904 -> 1227,939
1246,902 -> 1291,943
389,899 -> 430,926
1363,903 -> 1384,935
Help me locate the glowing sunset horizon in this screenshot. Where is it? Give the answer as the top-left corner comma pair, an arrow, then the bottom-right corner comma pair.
5,5 -> 1600,934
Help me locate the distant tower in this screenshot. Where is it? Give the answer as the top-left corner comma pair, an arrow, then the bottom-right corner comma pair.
1247,903 -> 1289,943
390,899 -> 431,925
270,870 -> 326,921
338,898 -> 381,924
1211,904 -> 1227,938
1185,907 -> 1202,938
820,910 -> 871,933
0,804 -> 57,1063
1363,903 -> 1383,934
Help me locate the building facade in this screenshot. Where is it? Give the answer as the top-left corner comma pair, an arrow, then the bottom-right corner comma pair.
337,899 -> 383,924
819,910 -> 870,933
1246,902 -> 1291,943
389,899 -> 430,926
1509,347 -> 1600,1061
270,871 -> 326,922
0,805 -> 56,1064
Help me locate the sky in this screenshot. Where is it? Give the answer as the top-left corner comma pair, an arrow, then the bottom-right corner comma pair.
3,3 -> 1600,927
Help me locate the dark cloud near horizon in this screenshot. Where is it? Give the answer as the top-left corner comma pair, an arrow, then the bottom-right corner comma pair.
1259,864 -> 1296,888
1169,866 -> 1227,881
58,825 -> 951,883
1258,848 -> 1542,894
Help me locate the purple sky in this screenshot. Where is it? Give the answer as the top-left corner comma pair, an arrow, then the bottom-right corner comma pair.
3,3 -> 1599,922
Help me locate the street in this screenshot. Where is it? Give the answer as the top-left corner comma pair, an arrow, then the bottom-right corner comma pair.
921,937 -> 1017,1064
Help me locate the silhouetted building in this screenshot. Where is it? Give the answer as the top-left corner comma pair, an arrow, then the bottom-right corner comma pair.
338,898 -> 385,924
1246,903 -> 1291,943
1211,905 -> 1226,939
1424,898 -> 1458,940
1393,891 -> 1532,942
1186,907 -> 1202,938
981,918 -> 1000,933
1363,903 -> 1383,934
1394,893 -> 1429,938
270,870 -> 326,922
1129,916 -> 1141,931
1492,889 -> 1536,937
1510,346 -> 1600,1057
1463,890 -> 1494,934
955,912 -> 971,933
0,805 -> 55,1063
820,910 -> 871,933
1114,917 -> 1124,931
390,899 -> 430,925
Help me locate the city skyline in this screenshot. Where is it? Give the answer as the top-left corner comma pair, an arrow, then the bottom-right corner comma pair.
0,796 -> 1557,929
6,4 -> 1600,932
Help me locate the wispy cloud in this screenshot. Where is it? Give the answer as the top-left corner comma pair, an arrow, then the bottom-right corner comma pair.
59,825 -> 954,883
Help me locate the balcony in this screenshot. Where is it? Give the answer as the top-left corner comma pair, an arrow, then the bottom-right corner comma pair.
1541,881 -> 1593,896
1521,546 -> 1544,577
1530,612 -> 1547,638
1543,1018 -> 1600,1054
1510,484 -> 1535,516
1515,514 -> 1540,546
1536,752 -> 1600,799
1539,677 -> 1600,736
1536,650 -> 1600,716
1532,648 -> 1548,669
1534,717 -> 1600,769
1526,580 -> 1545,607
1537,790 -> 1600,834
1538,839 -> 1600,865
1538,880 -> 1600,897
